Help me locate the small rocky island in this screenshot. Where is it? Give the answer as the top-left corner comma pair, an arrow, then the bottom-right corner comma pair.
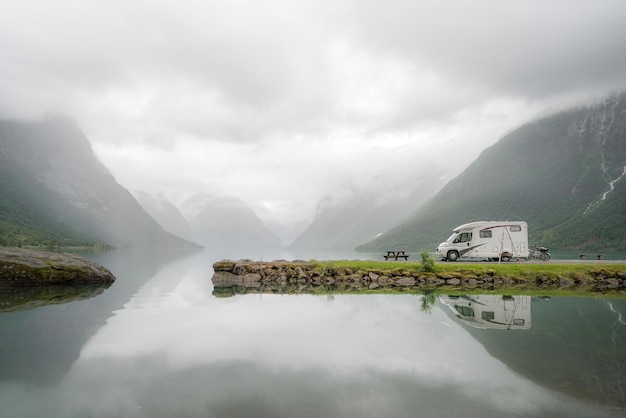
0,248 -> 116,286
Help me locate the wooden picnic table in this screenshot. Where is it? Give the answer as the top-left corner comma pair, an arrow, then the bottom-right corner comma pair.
384,251 -> 409,260
578,253 -> 605,260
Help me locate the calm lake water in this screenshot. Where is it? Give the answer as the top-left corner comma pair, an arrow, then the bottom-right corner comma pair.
1,248 -> 625,417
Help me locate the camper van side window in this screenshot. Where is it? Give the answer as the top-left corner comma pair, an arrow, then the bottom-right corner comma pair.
482,311 -> 495,320
510,225 -> 521,232
479,230 -> 492,238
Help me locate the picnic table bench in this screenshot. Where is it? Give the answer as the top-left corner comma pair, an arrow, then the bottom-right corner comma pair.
384,251 -> 409,260
578,254 -> 605,260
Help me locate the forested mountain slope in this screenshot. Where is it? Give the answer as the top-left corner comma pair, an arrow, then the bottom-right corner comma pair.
358,93 -> 626,252
0,118 -> 197,248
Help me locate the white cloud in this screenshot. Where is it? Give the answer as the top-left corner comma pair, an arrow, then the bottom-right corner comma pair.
2,0 -> 626,225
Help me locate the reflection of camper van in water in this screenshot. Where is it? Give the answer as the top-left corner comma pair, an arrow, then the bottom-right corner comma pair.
439,295 -> 531,330
435,221 -> 528,262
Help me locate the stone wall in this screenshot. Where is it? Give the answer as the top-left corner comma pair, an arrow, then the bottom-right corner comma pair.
212,259 -> 626,296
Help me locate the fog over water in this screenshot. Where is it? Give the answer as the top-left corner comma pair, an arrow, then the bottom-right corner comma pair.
1,1 -> 626,229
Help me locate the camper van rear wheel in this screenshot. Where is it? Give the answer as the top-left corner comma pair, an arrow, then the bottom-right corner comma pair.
501,255 -> 511,262
447,250 -> 459,262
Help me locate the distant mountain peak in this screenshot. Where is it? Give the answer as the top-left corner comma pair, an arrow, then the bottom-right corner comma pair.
180,193 -> 281,249
290,178 -> 443,250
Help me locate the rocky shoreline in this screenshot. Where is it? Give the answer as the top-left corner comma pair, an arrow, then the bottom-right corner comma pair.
0,248 -> 116,286
212,259 -> 626,295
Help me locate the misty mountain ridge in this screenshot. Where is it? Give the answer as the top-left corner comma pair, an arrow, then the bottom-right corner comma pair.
290,177 -> 444,250
264,218 -> 310,247
0,117 -> 198,248
179,193 -> 282,249
358,92 -> 626,252
4,91 -> 625,253
134,191 -> 195,242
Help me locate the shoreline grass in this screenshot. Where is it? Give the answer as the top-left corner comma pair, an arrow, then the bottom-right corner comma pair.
310,259 -> 626,276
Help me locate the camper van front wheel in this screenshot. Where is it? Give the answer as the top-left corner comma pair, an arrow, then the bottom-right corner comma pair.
447,251 -> 459,262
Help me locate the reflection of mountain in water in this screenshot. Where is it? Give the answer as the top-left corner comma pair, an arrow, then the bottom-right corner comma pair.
0,249 -> 199,384
440,295 -> 626,409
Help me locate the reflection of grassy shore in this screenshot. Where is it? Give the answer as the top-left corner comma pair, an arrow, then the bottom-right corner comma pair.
213,259 -> 626,298
213,283 -> 626,299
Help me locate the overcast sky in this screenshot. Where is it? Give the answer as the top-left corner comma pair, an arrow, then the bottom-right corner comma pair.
1,0 -> 626,226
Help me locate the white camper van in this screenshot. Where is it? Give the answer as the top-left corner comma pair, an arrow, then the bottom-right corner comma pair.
435,221 -> 528,262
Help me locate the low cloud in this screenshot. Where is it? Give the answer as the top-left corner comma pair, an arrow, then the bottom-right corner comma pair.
1,0 -> 625,224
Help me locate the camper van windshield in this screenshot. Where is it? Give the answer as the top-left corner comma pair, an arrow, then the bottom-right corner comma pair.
447,233 -> 457,242
453,232 -> 472,243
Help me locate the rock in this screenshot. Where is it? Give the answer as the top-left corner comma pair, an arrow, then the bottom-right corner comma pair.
243,273 -> 262,286
213,260 -> 236,272
0,248 -> 115,286
425,276 -> 445,286
605,278 -> 620,289
212,271 -> 243,287
437,272 -> 457,280
234,263 -> 260,275
394,277 -> 416,286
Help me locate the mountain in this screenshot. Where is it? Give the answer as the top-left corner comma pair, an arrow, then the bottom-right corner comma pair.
0,117 -> 198,248
134,192 -> 195,242
358,92 -> 626,252
180,193 -> 282,249
264,218 -> 310,248
290,179 -> 443,249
